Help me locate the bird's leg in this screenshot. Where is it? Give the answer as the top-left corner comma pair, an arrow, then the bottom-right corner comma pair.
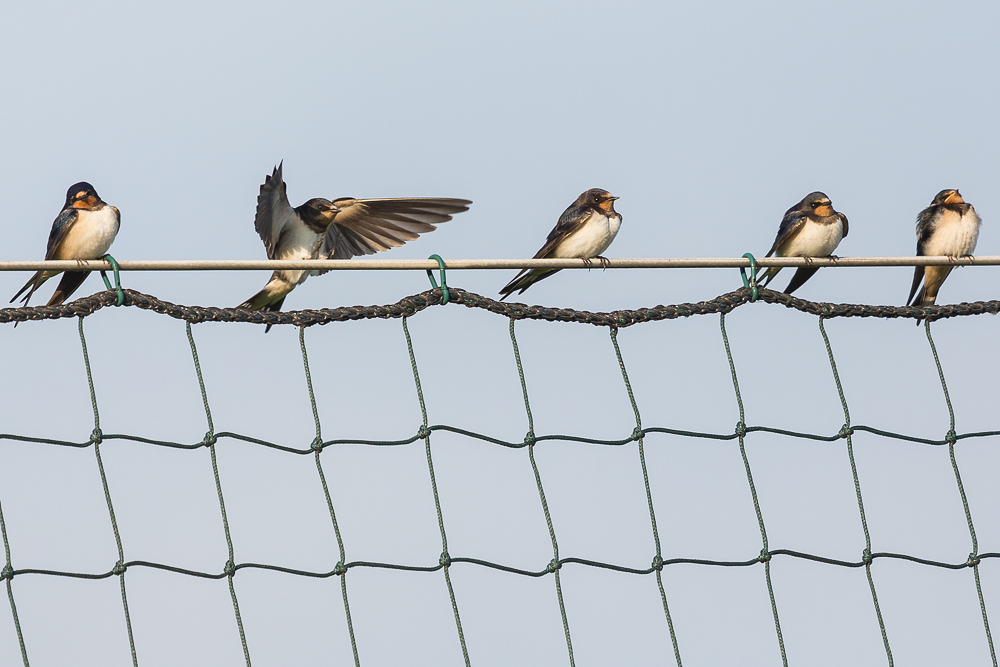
581,257 -> 594,270
596,255 -> 611,270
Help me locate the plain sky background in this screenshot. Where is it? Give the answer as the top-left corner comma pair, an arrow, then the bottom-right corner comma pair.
1,1 -> 1000,665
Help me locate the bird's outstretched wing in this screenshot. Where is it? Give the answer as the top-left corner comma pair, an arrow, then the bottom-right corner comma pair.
253,162 -> 298,259
320,197 -> 471,260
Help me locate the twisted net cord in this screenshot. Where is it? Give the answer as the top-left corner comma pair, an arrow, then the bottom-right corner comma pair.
0,286 -> 996,666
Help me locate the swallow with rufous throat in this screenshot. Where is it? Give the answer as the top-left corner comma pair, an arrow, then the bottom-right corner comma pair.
759,191 -> 848,295
237,162 -> 471,330
499,188 -> 621,300
906,189 -> 980,323
10,182 -> 120,309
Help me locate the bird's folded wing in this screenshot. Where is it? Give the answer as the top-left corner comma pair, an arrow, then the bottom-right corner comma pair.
44,208 -> 80,259
254,163 -> 298,258
320,198 -> 471,260
765,212 -> 807,257
530,206 -> 593,259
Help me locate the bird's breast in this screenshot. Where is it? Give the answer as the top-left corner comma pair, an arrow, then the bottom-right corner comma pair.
924,209 -> 980,257
552,212 -> 622,259
276,221 -> 324,285
54,205 -> 120,259
779,218 -> 843,258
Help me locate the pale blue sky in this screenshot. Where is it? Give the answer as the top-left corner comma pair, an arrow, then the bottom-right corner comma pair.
1,1 -> 999,665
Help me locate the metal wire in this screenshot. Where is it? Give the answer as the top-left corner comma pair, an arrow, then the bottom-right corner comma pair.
0,255 -> 998,272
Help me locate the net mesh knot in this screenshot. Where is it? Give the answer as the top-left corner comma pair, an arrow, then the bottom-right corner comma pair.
862,549 -> 873,565
546,558 -> 561,574
946,429 -> 958,444
417,426 -> 431,440
735,421 -> 747,438
651,555 -> 664,572
439,551 -> 452,568
838,424 -> 853,439
758,548 -> 771,563
333,561 -> 347,576
631,427 -> 643,442
0,565 -> 12,581
112,561 -> 127,576
310,437 -> 323,452
90,428 -> 103,445
201,432 -> 217,447
968,553 -> 981,568
224,560 -> 236,577
523,431 -> 536,447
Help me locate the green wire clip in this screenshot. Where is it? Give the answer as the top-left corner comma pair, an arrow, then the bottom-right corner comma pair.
426,254 -> 449,305
99,254 -> 125,306
740,252 -> 759,303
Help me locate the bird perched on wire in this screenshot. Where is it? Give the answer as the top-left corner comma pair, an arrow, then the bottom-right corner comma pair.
906,189 -> 980,322
499,188 -> 621,300
758,191 -> 848,295
237,162 -> 471,329
10,182 -> 120,308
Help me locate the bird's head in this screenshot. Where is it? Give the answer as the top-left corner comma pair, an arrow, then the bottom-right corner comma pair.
584,188 -> 620,213
799,191 -> 834,217
298,198 -> 340,230
933,189 -> 964,206
65,182 -> 101,210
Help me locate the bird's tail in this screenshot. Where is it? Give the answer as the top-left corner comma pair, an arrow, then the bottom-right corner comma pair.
782,267 -> 820,296
10,270 -> 58,306
907,266 -> 952,326
47,271 -> 90,306
237,273 -> 291,333
758,266 -> 781,290
498,268 -> 560,301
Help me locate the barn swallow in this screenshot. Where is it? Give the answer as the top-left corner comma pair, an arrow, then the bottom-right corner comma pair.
499,188 -> 621,300
758,192 -> 848,295
906,189 -> 980,322
237,162 -> 471,329
10,182 -> 121,308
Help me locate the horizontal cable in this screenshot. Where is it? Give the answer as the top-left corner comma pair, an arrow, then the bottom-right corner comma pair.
3,423 -> 997,455
6,551 -> 998,583
0,256 -> 999,272
2,286 -> 999,328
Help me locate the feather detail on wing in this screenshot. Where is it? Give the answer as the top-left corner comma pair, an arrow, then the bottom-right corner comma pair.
254,162 -> 298,258
765,212 -> 807,258
44,208 -> 80,259
529,205 -> 595,260
319,197 -> 471,260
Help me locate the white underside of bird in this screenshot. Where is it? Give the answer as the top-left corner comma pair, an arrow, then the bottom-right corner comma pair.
270,219 -> 324,289
924,208 -> 979,256
57,206 -> 120,259
552,210 -> 622,258
778,219 -> 843,257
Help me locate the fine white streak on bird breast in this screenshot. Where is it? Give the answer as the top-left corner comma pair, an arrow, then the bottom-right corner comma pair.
924,208 -> 980,257
54,205 -> 120,259
551,211 -> 622,259
778,218 -> 843,258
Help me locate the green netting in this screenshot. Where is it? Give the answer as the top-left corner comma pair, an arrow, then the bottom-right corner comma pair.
0,284 -> 997,667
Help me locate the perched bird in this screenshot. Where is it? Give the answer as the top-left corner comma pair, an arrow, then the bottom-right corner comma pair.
906,189 -> 980,320
238,163 -> 471,328
11,182 -> 121,308
499,188 -> 621,300
759,191 -> 848,295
